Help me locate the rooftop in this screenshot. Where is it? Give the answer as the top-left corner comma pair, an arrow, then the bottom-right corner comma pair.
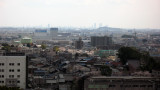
91,76 -> 156,79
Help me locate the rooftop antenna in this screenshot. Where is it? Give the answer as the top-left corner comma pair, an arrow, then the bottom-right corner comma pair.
133,29 -> 137,46
132,29 -> 137,39
134,29 -> 137,38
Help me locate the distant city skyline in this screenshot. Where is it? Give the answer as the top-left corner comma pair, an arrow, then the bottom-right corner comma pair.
0,0 -> 160,29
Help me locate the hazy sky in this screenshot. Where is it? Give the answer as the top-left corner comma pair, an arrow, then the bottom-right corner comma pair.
0,0 -> 160,29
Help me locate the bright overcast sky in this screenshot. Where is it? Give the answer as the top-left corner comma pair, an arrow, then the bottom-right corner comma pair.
0,0 -> 160,29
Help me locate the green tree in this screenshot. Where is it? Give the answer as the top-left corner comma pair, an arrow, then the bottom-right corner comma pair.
2,43 -> 9,46
100,65 -> 112,76
139,51 -> 160,72
2,45 -> 11,52
27,43 -> 31,47
141,54 -> 159,72
0,36 -> 2,40
117,47 -> 141,65
53,46 -> 59,52
75,53 -> 79,60
11,44 -> 14,47
81,53 -> 89,57
18,35 -> 21,38
41,44 -> 46,49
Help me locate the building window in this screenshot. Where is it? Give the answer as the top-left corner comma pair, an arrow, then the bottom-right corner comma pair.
148,85 -> 153,87
0,75 -> 4,78
0,81 -> 4,83
0,63 -> 4,66
109,85 -> 116,87
9,75 -> 14,78
125,85 -> 131,87
17,69 -> 20,72
9,69 -> 14,72
140,85 -> 146,87
17,63 -> 20,66
12,81 -> 14,83
9,63 -> 14,66
133,85 -> 138,87
0,69 -> 4,72
17,81 -> 20,83
17,75 -> 20,78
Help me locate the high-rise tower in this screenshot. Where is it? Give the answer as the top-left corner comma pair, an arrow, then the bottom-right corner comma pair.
50,28 -> 58,40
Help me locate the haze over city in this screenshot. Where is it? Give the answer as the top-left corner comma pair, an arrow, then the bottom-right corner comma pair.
0,0 -> 160,29
1,0 -> 160,90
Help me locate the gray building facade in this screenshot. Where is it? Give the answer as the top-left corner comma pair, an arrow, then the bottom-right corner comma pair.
84,76 -> 160,90
91,36 -> 112,47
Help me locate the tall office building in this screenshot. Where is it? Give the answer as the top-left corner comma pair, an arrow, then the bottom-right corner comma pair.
35,29 -> 48,37
75,37 -> 83,49
91,36 -> 112,47
34,29 -> 49,40
0,52 -> 27,89
50,28 -> 58,39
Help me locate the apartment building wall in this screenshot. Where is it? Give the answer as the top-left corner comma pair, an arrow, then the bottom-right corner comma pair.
0,56 -> 26,89
91,36 -> 112,47
84,76 -> 160,90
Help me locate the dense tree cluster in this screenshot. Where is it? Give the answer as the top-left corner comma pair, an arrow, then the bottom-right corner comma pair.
1,43 -> 11,51
0,36 -> 2,40
118,47 -> 141,65
53,46 -> 59,52
0,86 -> 20,90
100,65 -> 112,76
140,52 -> 160,72
41,44 -> 46,49
118,46 -> 160,72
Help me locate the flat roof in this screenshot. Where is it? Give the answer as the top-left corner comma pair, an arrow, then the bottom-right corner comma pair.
91,76 -> 156,79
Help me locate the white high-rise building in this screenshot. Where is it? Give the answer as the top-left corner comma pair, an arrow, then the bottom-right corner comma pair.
50,28 -> 58,40
33,29 -> 51,40
0,53 -> 26,89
